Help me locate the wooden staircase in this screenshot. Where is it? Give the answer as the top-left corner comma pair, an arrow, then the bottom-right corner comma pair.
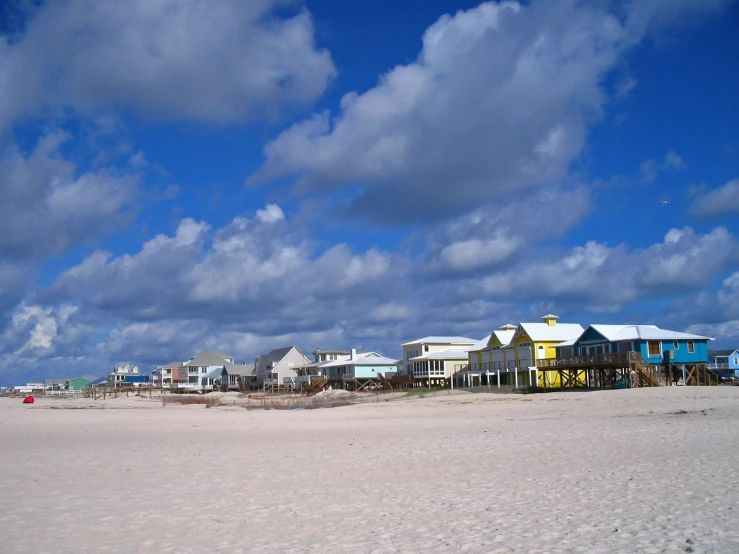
376,373 -> 394,390
303,376 -> 329,395
631,358 -> 663,388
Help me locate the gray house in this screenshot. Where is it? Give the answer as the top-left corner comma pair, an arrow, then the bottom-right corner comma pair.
254,346 -> 311,385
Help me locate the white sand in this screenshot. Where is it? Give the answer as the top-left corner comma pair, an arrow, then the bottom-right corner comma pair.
1,387 -> 739,553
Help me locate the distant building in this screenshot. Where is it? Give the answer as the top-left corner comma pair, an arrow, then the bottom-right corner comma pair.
108,364 -> 149,387
254,346 -> 311,386
401,336 -> 479,385
319,349 -> 397,379
64,375 -> 97,391
708,349 -> 739,374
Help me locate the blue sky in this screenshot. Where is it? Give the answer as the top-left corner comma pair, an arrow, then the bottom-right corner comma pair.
1,0 -> 738,385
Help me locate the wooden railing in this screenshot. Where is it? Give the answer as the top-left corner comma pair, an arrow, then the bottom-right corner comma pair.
536,351 -> 640,369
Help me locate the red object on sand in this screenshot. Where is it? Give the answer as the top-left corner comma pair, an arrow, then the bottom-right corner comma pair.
23,396 -> 35,404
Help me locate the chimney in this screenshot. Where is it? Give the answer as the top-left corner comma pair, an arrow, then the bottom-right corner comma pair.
541,314 -> 559,327
351,348 -> 357,360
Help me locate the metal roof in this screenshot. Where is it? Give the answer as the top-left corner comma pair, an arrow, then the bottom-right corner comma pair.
401,336 -> 478,347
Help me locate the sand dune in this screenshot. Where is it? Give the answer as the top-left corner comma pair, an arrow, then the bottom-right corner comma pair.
1,387 -> 738,553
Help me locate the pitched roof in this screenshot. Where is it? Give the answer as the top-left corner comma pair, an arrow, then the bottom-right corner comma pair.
159,361 -> 185,369
319,352 -> 397,367
401,336 -> 478,346
710,349 -> 738,356
589,324 -> 711,342
468,335 -> 493,352
519,322 -> 585,342
211,351 -> 234,359
186,351 -> 234,366
223,361 -> 253,375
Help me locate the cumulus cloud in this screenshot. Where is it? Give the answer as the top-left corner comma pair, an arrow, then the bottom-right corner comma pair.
691,178 -> 739,218
427,186 -> 592,274
253,0 -> 722,221
0,303 -> 92,361
473,226 -> 739,308
51,205 -> 408,331
0,130 -> 138,261
0,0 -> 335,130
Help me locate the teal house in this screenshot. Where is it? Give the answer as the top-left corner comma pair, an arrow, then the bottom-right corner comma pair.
64,375 -> 98,391
559,325 -> 712,365
320,350 -> 397,379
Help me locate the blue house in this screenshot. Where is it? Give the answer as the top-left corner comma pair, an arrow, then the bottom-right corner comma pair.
558,324 -> 712,366
709,349 -> 739,375
320,350 -> 397,379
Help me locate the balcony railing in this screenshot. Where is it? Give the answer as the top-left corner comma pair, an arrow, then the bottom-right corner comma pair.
536,351 -> 640,369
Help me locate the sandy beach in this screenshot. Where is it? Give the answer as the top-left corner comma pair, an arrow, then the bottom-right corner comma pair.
1,387 -> 738,553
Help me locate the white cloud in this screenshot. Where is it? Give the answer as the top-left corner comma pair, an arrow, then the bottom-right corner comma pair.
256,204 -> 286,223
1,303 -> 90,360
0,130 -> 138,262
0,0 -> 335,130
639,151 -> 686,183
473,226 -> 739,307
253,0 -> 722,221
691,178 -> 739,218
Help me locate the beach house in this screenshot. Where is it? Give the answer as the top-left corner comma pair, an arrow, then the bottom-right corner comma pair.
708,349 -> 739,375
401,336 -> 478,386
319,349 -> 397,379
64,375 -> 97,391
486,315 -> 584,387
254,346 -> 311,386
561,325 -> 712,366
108,364 -> 148,387
181,351 -> 236,391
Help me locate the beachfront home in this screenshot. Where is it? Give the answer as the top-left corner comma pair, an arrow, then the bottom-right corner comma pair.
560,325 -> 712,367
108,364 -> 146,387
254,346 -> 311,386
401,336 -> 478,385
319,349 -> 397,379
293,350 -> 352,388
487,315 -> 584,387
64,375 -> 97,391
182,351 -> 236,390
466,324 -> 517,371
708,349 -> 739,374
156,361 -> 188,389
201,361 -> 254,391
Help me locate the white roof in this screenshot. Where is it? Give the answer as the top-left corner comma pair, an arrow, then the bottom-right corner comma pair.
319,352 -> 397,367
401,336 -> 478,346
519,322 -> 584,342
589,324 -> 712,342
467,335 -> 492,352
410,349 -> 470,361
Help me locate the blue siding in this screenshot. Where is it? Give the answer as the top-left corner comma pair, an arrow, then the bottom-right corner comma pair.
638,339 -> 709,364
729,351 -> 739,371
354,365 -> 397,378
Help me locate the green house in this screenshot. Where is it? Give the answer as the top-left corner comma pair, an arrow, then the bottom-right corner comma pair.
65,375 -> 98,391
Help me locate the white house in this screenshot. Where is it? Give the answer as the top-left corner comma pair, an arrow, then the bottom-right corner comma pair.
254,346 -> 311,385
401,336 -> 479,385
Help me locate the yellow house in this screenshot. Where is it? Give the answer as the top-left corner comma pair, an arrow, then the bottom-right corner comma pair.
492,315 -> 584,388
467,324 -> 517,370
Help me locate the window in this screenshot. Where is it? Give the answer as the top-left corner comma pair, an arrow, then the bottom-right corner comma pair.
424,344 -> 429,352
687,341 -> 695,354
647,341 -> 661,356
673,341 -> 679,350
618,342 -> 633,353
734,357 -> 738,365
